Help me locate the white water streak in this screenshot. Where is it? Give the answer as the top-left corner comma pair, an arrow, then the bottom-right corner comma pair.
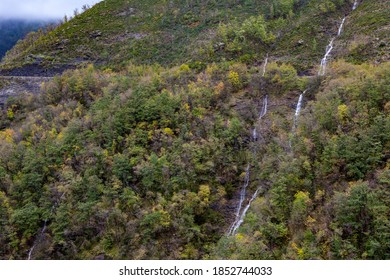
27,193 -> 65,260
253,95 -> 268,143
292,90 -> 307,131
295,94 -> 303,117
227,164 -> 250,236
228,55 -> 270,236
319,2 -> 358,76
352,0 -> 358,10
27,245 -> 36,261
318,38 -> 334,76
230,188 -> 260,236
338,17 -> 346,36
228,95 -> 268,235
252,128 -> 258,141
259,95 -> 268,119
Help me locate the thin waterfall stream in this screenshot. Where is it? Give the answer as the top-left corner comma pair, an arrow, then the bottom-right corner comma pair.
292,90 -> 306,132
227,164 -> 250,236
260,95 -> 268,119
318,38 -> 334,76
289,90 -> 306,150
352,0 -> 358,11
27,193 -> 64,260
253,94 -> 268,141
337,17 -> 346,36
228,0 -> 360,238
227,55 -> 269,236
303,1 -> 359,126
229,188 -> 260,236
252,128 -> 258,141
299,1 -> 360,130
318,1 -> 359,75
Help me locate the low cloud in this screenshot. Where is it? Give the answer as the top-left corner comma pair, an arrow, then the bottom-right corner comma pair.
0,0 -> 102,20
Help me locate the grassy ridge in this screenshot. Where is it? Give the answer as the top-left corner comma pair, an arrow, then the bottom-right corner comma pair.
2,0 -> 388,72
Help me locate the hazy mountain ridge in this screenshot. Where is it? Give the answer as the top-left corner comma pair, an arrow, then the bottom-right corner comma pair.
0,19 -> 53,59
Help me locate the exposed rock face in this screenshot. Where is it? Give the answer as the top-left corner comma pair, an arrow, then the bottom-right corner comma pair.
117,7 -> 136,16
0,76 -> 51,107
0,62 -> 75,106
0,63 -> 74,77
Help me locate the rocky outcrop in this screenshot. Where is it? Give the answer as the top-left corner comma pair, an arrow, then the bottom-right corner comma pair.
0,63 -> 74,77
0,76 -> 51,107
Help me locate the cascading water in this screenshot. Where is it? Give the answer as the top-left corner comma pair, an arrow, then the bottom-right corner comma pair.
252,128 -> 258,141
289,90 -> 307,150
254,95 -> 268,144
292,91 -> 305,130
27,193 -> 64,260
229,187 -> 260,236
338,17 -> 346,36
229,0 -> 361,237
259,95 -> 268,119
352,0 -> 358,11
318,38 -> 334,76
295,94 -> 303,117
27,220 -> 48,260
227,164 -> 250,236
291,1 -> 359,150
227,55 -> 270,236
318,1 -> 359,76
253,95 -> 268,142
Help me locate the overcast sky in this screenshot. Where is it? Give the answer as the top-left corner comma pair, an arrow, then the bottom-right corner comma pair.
0,0 -> 102,20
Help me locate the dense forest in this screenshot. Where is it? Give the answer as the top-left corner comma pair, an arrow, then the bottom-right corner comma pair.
0,0 -> 389,260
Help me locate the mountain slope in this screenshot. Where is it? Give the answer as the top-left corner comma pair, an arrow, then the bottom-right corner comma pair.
2,0 -> 387,72
1,0 -> 277,69
0,0 -> 389,260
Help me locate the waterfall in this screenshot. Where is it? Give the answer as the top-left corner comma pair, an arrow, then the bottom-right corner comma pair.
252,128 -> 258,141
259,95 -> 268,119
227,164 -> 250,236
227,55 -> 270,236
229,188 -> 260,236
262,53 -> 269,77
292,90 -> 306,132
27,244 -> 36,261
319,1 -> 359,76
293,1 -> 358,147
27,220 -> 48,260
295,93 -> 303,117
227,95 -> 268,236
352,0 -> 358,10
289,92 -> 304,150
318,38 -> 334,76
253,95 -> 268,144
338,17 -> 346,36
27,193 -> 64,260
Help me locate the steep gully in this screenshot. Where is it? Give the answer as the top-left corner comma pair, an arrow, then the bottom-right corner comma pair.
228,1 -> 360,236
27,193 -> 64,260
227,56 -> 269,236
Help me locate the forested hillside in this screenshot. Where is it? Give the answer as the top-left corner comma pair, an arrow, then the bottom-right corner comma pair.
0,0 -> 389,260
